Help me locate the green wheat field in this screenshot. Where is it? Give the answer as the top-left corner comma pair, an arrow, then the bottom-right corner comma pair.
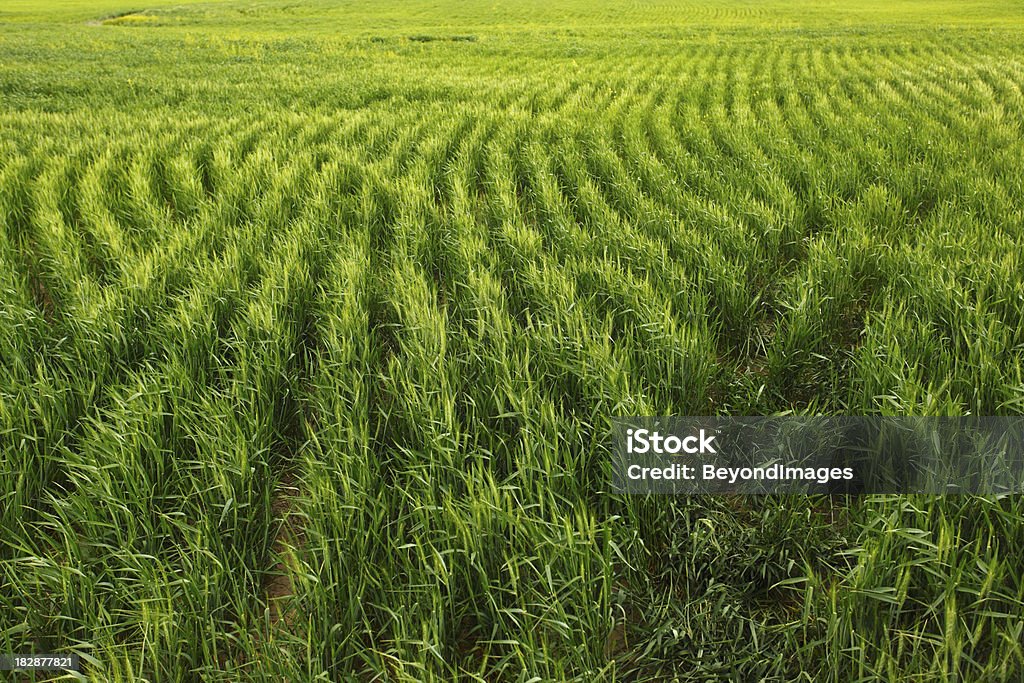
2,0 -> 1024,680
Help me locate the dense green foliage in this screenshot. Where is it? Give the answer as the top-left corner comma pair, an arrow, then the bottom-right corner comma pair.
2,1 -> 1024,680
